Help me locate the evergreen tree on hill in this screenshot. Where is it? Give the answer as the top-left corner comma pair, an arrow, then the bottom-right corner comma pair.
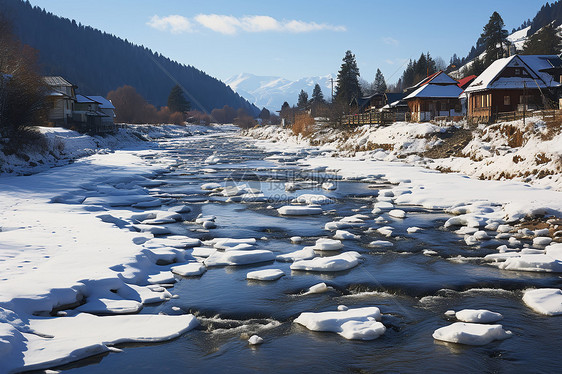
311,83 -> 325,104
297,89 -> 309,110
167,85 -> 190,113
335,50 -> 361,108
522,23 -> 562,55
371,69 -> 387,94
481,11 -> 510,65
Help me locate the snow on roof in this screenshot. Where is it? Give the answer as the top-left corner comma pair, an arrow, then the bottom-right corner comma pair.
44,76 -> 74,87
404,82 -> 463,100
464,55 -> 561,93
429,72 -> 458,85
76,94 -> 96,104
87,96 -> 115,109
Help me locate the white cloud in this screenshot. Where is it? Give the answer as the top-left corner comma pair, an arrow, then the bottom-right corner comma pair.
240,15 -> 282,32
147,15 -> 193,34
382,37 -> 399,46
195,14 -> 346,34
194,14 -> 241,35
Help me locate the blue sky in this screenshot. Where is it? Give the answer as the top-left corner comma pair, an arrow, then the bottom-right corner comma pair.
28,0 -> 547,85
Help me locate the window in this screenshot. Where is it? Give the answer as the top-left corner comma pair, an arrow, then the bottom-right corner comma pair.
522,70 -> 528,76
514,68 -> 520,75
504,96 -> 510,106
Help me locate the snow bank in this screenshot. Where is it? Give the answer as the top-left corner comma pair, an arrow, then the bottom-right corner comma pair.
294,306 -> 385,340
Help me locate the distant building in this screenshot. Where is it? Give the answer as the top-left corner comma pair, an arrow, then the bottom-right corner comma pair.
380,92 -> 408,121
464,54 -> 562,123
404,71 -> 464,122
44,76 -> 115,132
44,76 -> 76,126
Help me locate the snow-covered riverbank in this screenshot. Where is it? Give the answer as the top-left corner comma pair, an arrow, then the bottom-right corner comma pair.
0,124 -> 220,372
0,124 -> 215,175
245,118 -> 562,191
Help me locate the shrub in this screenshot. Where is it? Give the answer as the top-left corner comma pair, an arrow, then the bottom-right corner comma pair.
292,113 -> 315,136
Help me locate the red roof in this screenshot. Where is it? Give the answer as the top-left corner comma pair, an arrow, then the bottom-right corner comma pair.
457,75 -> 477,89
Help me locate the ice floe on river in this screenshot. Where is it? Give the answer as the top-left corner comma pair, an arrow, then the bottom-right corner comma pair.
294,306 -> 385,340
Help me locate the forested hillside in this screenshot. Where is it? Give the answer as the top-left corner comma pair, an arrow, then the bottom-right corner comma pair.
0,0 -> 259,115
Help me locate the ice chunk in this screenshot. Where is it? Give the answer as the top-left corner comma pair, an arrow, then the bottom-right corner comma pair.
248,335 -> 264,345
499,254 -> 562,272
522,288 -> 562,316
388,209 -> 406,219
291,251 -> 361,272
533,237 -> 552,247
293,194 -> 334,205
407,226 -> 421,233
21,313 -> 199,370
147,271 -> 176,285
333,230 -> 360,240
133,224 -> 171,236
133,199 -> 162,209
191,247 -> 216,258
204,250 -> 275,267
304,282 -> 329,294
374,201 -> 393,211
473,231 -> 491,240
201,182 -> 222,190
246,269 -> 285,281
432,322 -> 512,345
294,307 -> 385,340
276,247 -> 316,262
212,238 -> 257,250
278,205 -> 323,216
322,182 -> 336,190
171,263 -> 207,277
290,236 -> 303,243
454,309 -> 503,323
76,298 -> 143,315
377,226 -> 393,237
423,249 -> 438,256
313,238 -> 344,251
369,240 -> 393,248
170,205 -> 192,213
497,224 -> 512,233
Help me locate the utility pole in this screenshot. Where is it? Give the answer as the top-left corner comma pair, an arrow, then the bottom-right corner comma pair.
330,78 -> 334,102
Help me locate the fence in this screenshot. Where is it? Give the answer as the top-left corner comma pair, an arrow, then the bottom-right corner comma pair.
341,111 -> 395,126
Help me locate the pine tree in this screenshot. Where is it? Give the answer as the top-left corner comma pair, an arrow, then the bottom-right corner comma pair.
522,23 -> 562,55
311,83 -> 325,104
297,89 -> 309,110
334,50 -> 361,107
258,107 -> 270,120
371,69 -> 387,94
481,12 -> 510,64
167,85 -> 190,113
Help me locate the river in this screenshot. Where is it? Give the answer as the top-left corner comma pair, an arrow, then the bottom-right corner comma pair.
53,131 -> 561,373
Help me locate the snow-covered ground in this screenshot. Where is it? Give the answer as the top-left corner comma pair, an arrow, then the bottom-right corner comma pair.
0,124 -> 214,175
245,118 -> 562,190
0,123 -> 222,372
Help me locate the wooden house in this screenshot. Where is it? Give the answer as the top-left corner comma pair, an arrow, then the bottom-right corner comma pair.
403,71 -> 464,122
380,92 -> 408,121
464,54 -> 562,123
350,93 -> 386,113
44,76 -> 77,126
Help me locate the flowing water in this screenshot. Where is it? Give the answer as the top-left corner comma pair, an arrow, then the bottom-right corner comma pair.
56,132 -> 561,373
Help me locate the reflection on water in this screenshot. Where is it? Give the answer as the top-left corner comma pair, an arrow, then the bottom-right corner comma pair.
59,133 -> 562,373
